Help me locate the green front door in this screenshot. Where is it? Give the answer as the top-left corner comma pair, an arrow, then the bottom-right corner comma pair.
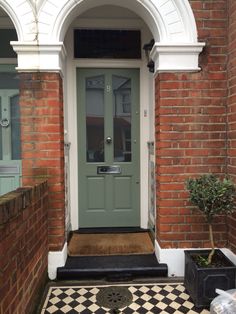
77,68 -> 140,228
0,89 -> 21,196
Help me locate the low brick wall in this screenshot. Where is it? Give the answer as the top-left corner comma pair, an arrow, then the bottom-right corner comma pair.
0,182 -> 49,314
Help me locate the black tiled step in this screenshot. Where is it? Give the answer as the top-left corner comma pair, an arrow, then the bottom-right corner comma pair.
57,254 -> 168,280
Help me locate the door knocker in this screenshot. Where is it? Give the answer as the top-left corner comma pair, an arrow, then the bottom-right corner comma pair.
0,118 -> 10,128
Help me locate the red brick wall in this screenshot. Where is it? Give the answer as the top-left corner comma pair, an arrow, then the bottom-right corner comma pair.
227,0 -> 236,253
0,182 -> 48,314
156,1 -> 229,249
19,73 -> 65,251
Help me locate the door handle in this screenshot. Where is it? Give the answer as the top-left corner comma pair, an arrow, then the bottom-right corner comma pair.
106,136 -> 112,144
0,118 -> 10,128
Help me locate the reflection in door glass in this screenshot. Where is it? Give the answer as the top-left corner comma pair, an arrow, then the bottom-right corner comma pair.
113,76 -> 132,162
86,75 -> 105,162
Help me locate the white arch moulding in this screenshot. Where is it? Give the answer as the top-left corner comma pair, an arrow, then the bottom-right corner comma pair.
11,0 -> 205,72
0,0 -> 36,42
44,0 -> 197,43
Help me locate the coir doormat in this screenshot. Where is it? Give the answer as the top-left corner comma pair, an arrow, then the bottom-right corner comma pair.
68,232 -> 154,256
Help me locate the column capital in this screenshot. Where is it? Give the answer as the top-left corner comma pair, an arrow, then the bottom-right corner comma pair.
11,41 -> 67,74
150,42 -> 205,73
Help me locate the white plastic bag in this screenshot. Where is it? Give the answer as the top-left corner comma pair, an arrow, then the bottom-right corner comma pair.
210,289 -> 236,314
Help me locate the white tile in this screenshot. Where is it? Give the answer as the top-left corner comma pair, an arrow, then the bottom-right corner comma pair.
49,296 -> 61,305
128,302 -> 140,311
78,287 -> 88,295
156,301 -> 168,310
183,300 -> 195,309
169,300 -> 181,309
63,296 -> 74,304
143,302 -> 155,311
64,288 -> 76,295
52,288 -> 63,296
45,305 -> 58,314
77,295 -> 87,303
141,293 -> 152,301
74,304 -> 86,312
166,292 -> 177,301
60,304 -> 73,313
88,304 -> 100,312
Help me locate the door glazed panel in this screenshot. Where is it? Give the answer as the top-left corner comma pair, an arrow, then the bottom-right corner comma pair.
86,75 -> 105,163
113,75 -> 132,162
77,68 -> 140,228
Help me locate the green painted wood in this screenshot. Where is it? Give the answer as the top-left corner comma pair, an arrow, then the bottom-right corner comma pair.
0,89 -> 21,196
77,68 -> 140,228
0,64 -> 16,72
87,177 -> 105,210
114,176 -> 132,209
0,161 -> 21,196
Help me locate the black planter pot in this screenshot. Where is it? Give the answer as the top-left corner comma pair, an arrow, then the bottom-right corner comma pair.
184,249 -> 236,308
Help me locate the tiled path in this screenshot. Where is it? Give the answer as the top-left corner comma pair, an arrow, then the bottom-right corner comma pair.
40,283 -> 210,314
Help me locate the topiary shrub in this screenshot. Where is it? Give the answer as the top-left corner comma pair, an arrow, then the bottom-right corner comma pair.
186,174 -> 236,265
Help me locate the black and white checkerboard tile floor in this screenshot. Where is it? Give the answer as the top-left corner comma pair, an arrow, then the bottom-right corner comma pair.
41,283 -> 210,314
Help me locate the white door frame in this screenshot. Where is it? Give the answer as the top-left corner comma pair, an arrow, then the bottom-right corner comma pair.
65,22 -> 154,231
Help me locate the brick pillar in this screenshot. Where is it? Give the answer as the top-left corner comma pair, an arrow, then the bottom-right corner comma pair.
19,72 -> 65,251
153,0 -> 230,250
227,0 -> 236,254
155,71 -> 227,249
